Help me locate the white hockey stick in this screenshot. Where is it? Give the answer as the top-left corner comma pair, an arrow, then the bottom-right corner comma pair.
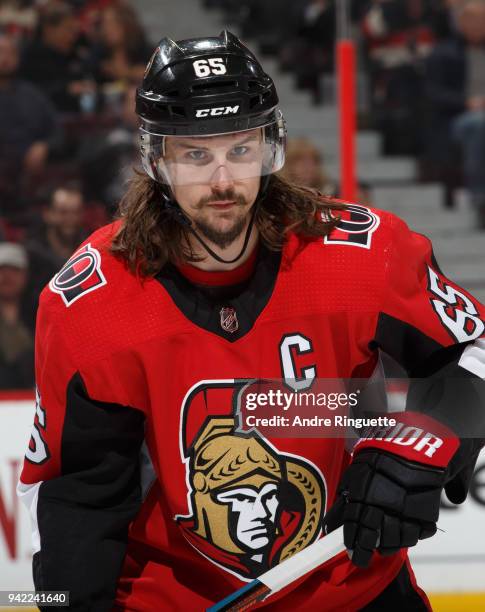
207,526 -> 345,611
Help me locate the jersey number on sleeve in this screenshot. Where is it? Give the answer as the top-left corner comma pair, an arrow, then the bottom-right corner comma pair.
25,387 -> 50,465
427,266 -> 484,343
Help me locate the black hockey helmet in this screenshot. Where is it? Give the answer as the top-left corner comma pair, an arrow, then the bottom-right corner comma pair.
136,30 -> 286,185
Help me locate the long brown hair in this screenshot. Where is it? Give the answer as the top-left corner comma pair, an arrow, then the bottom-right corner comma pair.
110,172 -> 346,277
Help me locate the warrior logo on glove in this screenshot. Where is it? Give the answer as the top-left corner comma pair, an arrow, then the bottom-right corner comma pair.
176,380 -> 327,580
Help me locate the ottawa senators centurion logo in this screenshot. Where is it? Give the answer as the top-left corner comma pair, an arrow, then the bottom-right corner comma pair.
176,380 -> 327,580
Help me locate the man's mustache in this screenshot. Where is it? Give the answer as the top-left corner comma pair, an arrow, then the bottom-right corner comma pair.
196,190 -> 248,209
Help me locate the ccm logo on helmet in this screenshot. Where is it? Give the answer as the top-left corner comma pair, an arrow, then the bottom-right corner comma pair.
195,105 -> 240,118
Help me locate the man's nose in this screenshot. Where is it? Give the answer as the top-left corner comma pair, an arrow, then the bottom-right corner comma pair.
210,164 -> 235,191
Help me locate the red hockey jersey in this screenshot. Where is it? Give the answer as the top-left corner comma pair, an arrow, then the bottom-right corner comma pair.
18,204 -> 485,611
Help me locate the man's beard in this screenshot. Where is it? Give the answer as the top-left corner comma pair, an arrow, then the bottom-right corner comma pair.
193,189 -> 251,249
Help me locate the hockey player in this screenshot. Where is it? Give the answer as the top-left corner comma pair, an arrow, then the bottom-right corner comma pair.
18,32 -> 485,611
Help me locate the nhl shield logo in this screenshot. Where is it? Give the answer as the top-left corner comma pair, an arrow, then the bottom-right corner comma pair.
220,306 -> 238,333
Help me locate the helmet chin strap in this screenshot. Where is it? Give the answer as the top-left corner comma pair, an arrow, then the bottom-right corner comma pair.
187,204 -> 257,265
161,174 -> 271,265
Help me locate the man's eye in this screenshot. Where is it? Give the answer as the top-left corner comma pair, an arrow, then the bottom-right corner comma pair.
186,150 -> 208,161
231,145 -> 249,157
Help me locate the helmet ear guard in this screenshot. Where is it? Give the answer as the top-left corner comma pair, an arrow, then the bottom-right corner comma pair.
139,129 -> 164,182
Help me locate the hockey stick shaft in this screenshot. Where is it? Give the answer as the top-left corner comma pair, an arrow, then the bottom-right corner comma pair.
207,525 -> 345,612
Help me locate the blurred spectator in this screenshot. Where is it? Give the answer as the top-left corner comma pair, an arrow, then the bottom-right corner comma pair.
0,31 -> 61,221
431,0 -> 462,39
76,0 -> 118,35
25,182 -> 87,304
279,137 -> 335,193
362,0 -> 438,154
80,83 -> 140,211
0,0 -> 37,36
446,0 -> 472,32
238,0 -> 297,56
0,242 -> 34,389
279,137 -> 374,204
295,0 -> 336,102
19,1 -> 95,113
424,0 -> 485,222
452,0 -> 485,225
91,1 -> 151,101
280,0 -> 336,104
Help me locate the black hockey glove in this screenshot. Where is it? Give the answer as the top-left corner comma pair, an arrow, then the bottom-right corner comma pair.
326,449 -> 446,567
326,412 -> 462,567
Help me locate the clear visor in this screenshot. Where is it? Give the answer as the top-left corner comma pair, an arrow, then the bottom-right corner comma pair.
140,121 -> 286,186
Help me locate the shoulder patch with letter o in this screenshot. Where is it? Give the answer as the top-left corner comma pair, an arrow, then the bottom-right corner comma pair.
49,243 -> 107,306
